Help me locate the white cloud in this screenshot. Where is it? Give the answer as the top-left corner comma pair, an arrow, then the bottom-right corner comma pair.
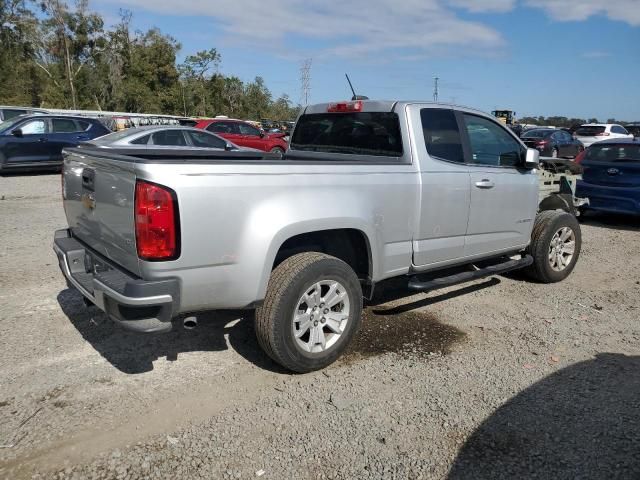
107,0 -> 506,59
526,0 -> 640,26
448,0 -> 516,13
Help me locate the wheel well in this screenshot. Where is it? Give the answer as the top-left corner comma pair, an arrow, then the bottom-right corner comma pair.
273,229 -> 371,280
539,193 -> 575,215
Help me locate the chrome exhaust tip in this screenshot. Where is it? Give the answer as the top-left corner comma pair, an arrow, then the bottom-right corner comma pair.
183,316 -> 197,330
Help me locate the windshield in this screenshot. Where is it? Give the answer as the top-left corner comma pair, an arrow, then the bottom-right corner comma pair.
290,112 -> 403,158
576,126 -> 606,136
522,129 -> 552,138
585,144 -> 640,162
0,117 -> 20,134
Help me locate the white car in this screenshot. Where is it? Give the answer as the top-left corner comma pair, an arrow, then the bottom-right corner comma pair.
574,123 -> 633,148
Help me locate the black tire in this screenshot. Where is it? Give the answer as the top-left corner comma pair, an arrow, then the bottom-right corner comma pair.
255,252 -> 363,373
270,147 -> 285,156
525,210 -> 581,283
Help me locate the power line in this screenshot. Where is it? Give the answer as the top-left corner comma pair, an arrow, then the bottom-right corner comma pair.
300,58 -> 312,105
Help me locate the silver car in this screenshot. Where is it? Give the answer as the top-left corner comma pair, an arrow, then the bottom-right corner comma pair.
85,125 -> 242,151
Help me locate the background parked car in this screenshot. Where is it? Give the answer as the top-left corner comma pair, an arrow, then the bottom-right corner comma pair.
195,117 -> 288,154
521,128 -> 584,158
0,115 -> 110,172
82,126 -> 242,151
574,124 -> 633,148
624,123 -> 640,138
0,106 -> 48,121
576,138 -> 640,216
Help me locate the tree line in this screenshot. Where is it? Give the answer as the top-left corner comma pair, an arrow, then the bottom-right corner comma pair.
0,0 -> 301,120
518,115 -> 632,127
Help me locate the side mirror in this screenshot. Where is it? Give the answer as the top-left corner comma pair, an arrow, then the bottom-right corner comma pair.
259,131 -> 265,138
225,143 -> 234,151
11,128 -> 23,138
524,148 -> 539,169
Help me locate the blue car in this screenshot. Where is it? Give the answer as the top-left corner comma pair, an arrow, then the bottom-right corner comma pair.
0,114 -> 110,172
576,138 -> 640,215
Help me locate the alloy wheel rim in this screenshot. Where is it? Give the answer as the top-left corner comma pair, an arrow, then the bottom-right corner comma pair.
292,280 -> 350,354
548,226 -> 575,272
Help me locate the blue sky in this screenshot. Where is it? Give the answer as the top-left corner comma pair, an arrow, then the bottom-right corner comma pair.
93,0 -> 640,121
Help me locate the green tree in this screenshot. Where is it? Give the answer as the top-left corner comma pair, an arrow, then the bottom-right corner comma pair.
0,0 -> 40,105
121,28 -> 181,113
179,48 -> 220,116
243,76 -> 272,120
36,0 -> 106,109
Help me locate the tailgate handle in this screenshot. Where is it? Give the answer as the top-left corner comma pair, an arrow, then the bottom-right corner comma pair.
81,168 -> 95,191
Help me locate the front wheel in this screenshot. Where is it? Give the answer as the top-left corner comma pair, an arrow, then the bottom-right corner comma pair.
255,252 -> 363,373
270,147 -> 285,156
525,210 -> 582,283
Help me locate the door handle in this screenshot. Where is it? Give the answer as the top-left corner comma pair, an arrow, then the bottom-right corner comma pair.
38,137 -> 48,142
474,179 -> 495,189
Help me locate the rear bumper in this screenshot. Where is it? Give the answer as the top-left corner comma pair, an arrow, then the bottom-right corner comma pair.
53,229 -> 179,333
576,181 -> 640,215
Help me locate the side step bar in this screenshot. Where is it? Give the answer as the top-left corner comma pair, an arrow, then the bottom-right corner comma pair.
408,255 -> 533,293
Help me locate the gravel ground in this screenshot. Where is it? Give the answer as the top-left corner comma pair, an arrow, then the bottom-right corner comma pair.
1,172 -> 639,479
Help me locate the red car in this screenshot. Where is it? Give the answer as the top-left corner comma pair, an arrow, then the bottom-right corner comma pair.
194,118 -> 288,154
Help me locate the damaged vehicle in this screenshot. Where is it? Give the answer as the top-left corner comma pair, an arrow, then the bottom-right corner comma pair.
54,100 -> 583,372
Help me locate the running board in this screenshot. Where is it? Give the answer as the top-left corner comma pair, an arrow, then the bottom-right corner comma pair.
408,255 -> 533,293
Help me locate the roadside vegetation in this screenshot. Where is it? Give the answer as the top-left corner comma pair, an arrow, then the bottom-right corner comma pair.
0,0 -> 300,120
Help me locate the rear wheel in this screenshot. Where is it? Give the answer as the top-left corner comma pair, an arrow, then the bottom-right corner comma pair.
525,211 -> 581,283
270,147 -> 285,156
255,252 -> 363,373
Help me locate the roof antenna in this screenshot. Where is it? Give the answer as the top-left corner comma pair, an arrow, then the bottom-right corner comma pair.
345,74 -> 369,101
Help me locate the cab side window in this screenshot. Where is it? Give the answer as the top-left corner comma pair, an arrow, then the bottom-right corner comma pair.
420,108 -> 464,163
462,114 -> 522,167
19,119 -> 47,135
239,123 -> 261,136
151,130 -> 187,146
207,122 -> 240,134
52,118 -> 79,133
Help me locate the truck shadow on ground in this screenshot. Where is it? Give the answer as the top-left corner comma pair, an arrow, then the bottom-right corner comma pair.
448,353 -> 640,480
56,289 -> 279,374
57,277 -> 499,375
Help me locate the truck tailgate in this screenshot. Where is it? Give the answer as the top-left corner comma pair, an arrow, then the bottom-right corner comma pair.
62,149 -> 140,276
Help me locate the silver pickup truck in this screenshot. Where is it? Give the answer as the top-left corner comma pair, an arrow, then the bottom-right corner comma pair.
54,100 -> 582,372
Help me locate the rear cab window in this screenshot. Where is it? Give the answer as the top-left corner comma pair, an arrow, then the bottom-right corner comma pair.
576,126 -> 606,136
289,111 -> 403,160
584,144 -> 640,163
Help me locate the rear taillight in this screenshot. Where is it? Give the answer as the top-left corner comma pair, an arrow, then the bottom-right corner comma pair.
537,140 -> 549,145
135,180 -> 179,261
575,150 -> 586,164
327,100 -> 363,113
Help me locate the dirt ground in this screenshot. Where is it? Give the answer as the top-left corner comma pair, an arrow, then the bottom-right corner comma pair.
0,172 -> 639,479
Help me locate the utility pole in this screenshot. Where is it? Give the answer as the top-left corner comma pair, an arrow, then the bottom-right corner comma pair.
433,76 -> 439,102
300,59 -> 312,105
